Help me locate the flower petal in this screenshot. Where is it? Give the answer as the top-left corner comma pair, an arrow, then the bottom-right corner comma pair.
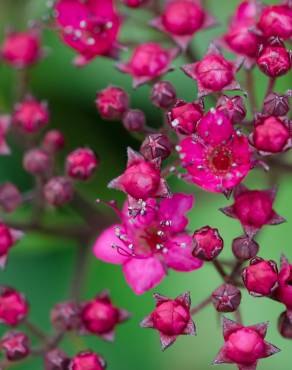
93,224 -> 129,264
122,257 -> 166,295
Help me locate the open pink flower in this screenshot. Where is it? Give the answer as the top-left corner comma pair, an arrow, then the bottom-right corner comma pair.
178,109 -> 252,194
150,0 -> 215,50
214,317 -> 280,370
93,193 -> 202,294
181,44 -> 241,98
54,0 -> 121,66
221,185 -> 285,237
117,43 -> 178,88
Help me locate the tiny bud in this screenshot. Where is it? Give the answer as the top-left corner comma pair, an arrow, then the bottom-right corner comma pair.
122,109 -> 145,132
0,287 -> 29,326
0,183 -> 21,213
263,93 -> 290,117
69,351 -> 106,370
232,236 -> 259,261
44,349 -> 70,370
242,257 -> 278,297
44,177 -> 74,206
192,226 -> 224,261
140,134 -> 172,161
211,284 -> 241,313
42,130 -> 65,153
66,148 -> 99,181
216,95 -> 246,124
51,301 -> 81,331
23,148 -> 52,175
1,331 -> 30,361
96,86 -> 129,121
278,311 -> 292,339
168,100 -> 203,135
151,81 -> 176,109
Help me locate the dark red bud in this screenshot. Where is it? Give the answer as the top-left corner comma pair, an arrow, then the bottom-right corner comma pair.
211,284 -> 241,312
122,109 -> 145,132
151,81 -> 176,109
140,134 -> 172,161
232,236 -> 259,261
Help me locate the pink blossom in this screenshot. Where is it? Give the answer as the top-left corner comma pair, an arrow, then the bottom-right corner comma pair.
93,193 -> 202,294
178,109 -> 252,194
150,0 -> 215,50
54,0 -> 121,66
117,43 -> 178,88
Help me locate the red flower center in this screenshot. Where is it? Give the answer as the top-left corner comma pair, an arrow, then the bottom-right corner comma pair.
208,146 -> 233,174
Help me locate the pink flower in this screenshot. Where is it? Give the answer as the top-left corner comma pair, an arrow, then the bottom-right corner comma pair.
0,287 -> 29,326
66,148 -> 99,181
0,115 -> 11,155
69,351 -> 106,370
108,148 -> 170,202
54,0 -> 121,66
250,115 -> 292,155
276,255 -> 292,311
140,292 -> 195,350
80,291 -> 130,341
216,95 -> 246,124
1,29 -> 42,68
150,0 -> 215,50
93,193 -> 202,294
178,109 -> 252,193
192,226 -> 224,261
221,185 -> 285,237
214,317 -> 280,369
181,44 -> 241,98
1,331 -> 30,361
257,3 -> 292,40
96,86 -> 129,121
117,43 -> 178,88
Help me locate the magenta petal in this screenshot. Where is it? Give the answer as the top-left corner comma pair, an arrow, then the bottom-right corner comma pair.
122,257 -> 166,295
159,193 -> 194,233
55,0 -> 88,28
159,333 -> 177,351
264,342 -> 280,357
164,234 -> 203,272
93,224 -> 129,264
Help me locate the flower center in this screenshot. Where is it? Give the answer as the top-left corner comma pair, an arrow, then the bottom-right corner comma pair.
208,146 -> 233,174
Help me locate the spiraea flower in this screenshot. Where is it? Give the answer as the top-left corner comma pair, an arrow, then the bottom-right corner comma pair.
263,92 -> 290,117
140,292 -> 195,350
108,148 -> 170,203
167,99 -> 204,135
1,331 -> 30,361
43,176 -> 74,206
214,317 -> 280,369
12,96 -> 49,134
181,44 -> 241,97
0,223 -> 23,268
66,148 -> 99,181
69,351 -> 106,370
192,226 -> 224,261
96,86 -> 129,121
178,109 -> 252,194
257,3 -> 292,40
212,284 -> 241,313
150,81 -> 177,109
140,134 -> 172,161
221,185 -> 285,237
1,29 -> 42,68
42,130 -> 65,153
117,43 -> 178,88
50,301 -> 81,331
0,287 -> 29,326
275,255 -> 292,311
250,115 -> 292,155
54,0 -> 121,66
0,115 -> 11,155
0,183 -> 22,213
93,193 -> 202,294
44,349 -> 70,370
216,95 -> 246,124
80,291 -> 130,341
23,148 -> 52,175
150,0 -> 215,50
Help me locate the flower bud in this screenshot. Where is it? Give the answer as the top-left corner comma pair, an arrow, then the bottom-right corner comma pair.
122,0 -> 148,8
278,311 -> 292,339
42,130 -> 65,153
211,284 -> 241,312
192,226 -> 224,261
242,257 -> 278,297
257,41 -> 291,78
257,4 -> 292,40
140,134 -> 172,161
45,349 -> 70,370
1,331 -> 30,361
0,224 -> 15,259
151,81 -> 176,109
13,97 -> 49,133
23,148 -> 52,175
69,351 -> 106,370
0,286 -> 29,326
96,86 -> 129,121
167,100 -> 203,135
0,183 -> 21,213
232,235 -> 259,261
51,301 -> 81,331
122,109 -> 145,132
66,148 -> 99,181
44,177 -> 74,206
216,95 -> 246,124
263,92 -> 290,117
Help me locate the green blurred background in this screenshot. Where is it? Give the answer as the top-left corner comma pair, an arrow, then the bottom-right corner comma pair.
0,0 -> 291,369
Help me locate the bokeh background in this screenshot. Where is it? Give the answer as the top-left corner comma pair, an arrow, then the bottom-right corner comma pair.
0,0 -> 291,369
